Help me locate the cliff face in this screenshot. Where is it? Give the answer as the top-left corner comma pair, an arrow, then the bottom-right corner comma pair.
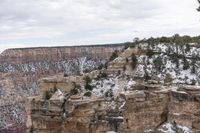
31,98 -> 111,133
29,75 -> 198,133
121,85 -> 170,133
0,45 -> 122,75
0,45 -> 122,63
0,45 -> 122,97
0,44 -> 122,131
169,86 -> 200,131
117,84 -> 200,133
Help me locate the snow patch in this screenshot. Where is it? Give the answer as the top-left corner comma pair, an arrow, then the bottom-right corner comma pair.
160,123 -> 191,133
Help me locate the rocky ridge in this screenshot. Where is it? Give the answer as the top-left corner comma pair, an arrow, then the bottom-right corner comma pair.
28,43 -> 200,133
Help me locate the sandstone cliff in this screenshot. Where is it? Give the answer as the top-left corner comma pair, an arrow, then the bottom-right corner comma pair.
28,43 -> 199,133
0,44 -> 123,131
29,74 -> 198,133
0,44 -> 122,98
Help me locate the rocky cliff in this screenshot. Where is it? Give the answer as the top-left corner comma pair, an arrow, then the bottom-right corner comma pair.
0,44 -> 122,98
29,73 -> 198,133
28,42 -> 200,133
0,44 -> 123,131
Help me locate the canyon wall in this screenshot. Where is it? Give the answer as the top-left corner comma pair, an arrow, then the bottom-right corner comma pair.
0,44 -> 122,97
0,44 -> 123,131
30,76 -> 198,133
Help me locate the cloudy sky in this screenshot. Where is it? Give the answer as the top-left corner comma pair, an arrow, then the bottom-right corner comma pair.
0,0 -> 199,52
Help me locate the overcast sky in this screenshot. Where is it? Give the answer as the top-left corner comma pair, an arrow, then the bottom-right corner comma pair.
0,0 -> 199,52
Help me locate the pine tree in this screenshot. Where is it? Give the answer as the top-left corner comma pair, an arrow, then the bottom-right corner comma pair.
170,53 -> 179,69
144,70 -> 151,81
164,73 -> 173,84
131,53 -> 138,69
183,57 -> 190,70
109,50 -> 118,61
166,46 -> 172,54
153,57 -> 163,72
197,0 -> 200,11
185,44 -> 190,53
191,59 -> 196,74
146,49 -> 154,58
191,65 -> 196,74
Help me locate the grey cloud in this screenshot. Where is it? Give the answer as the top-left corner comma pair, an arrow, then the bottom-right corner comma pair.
0,0 -> 199,50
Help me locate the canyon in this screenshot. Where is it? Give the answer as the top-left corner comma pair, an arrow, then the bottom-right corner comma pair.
28,42 -> 200,133
1,40 -> 200,133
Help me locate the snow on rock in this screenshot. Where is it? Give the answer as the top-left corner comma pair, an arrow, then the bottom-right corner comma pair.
90,72 -> 137,98
106,131 -> 116,133
119,101 -> 126,109
173,113 -> 181,116
134,64 -> 145,77
159,123 -> 191,133
144,129 -> 154,133
126,79 -> 136,89
91,75 -> 123,97
0,103 -> 26,128
50,89 -> 65,101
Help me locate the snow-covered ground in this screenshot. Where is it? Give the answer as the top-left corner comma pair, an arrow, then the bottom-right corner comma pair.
159,123 -> 191,133
136,43 -> 200,85
90,73 -> 135,98
0,57 -> 104,75
144,123 -> 191,133
106,131 -> 116,133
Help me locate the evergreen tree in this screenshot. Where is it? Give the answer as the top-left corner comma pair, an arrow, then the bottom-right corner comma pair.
166,46 -> 172,54
191,59 -> 196,74
170,53 -> 179,69
126,58 -> 129,63
144,70 -> 151,81
84,91 -> 92,97
153,57 -> 163,72
183,57 -> 190,70
146,49 -> 154,58
164,73 -> 173,84
131,53 -> 138,69
105,89 -> 114,97
84,75 -> 93,91
185,44 -> 190,53
133,37 -> 140,43
191,65 -> 196,74
70,82 -> 81,95
197,0 -> 200,11
109,50 -> 118,61
191,79 -> 197,85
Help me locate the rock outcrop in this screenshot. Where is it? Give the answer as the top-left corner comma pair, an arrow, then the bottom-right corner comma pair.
120,84 -> 170,132
168,86 -> 200,132
30,76 -> 199,133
